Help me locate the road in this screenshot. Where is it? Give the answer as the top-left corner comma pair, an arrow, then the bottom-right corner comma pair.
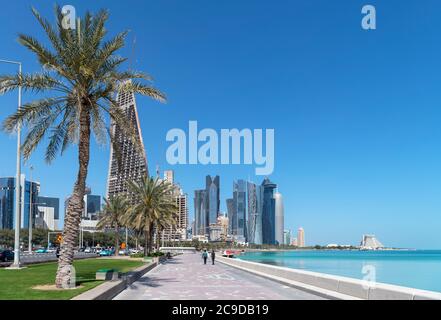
0,252 -> 98,267
114,253 -> 325,300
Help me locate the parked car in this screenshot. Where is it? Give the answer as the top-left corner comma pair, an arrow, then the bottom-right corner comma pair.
0,249 -> 14,262
84,247 -> 92,253
34,248 -> 47,254
99,249 -> 115,256
46,248 -> 56,253
95,247 -> 103,254
129,249 -> 140,254
118,249 -> 129,256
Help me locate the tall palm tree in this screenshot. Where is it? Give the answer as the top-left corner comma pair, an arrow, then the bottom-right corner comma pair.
0,7 -> 165,288
123,176 -> 177,256
97,196 -> 128,256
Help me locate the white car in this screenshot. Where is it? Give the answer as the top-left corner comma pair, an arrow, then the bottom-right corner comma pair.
84,247 -> 92,253
129,249 -> 140,254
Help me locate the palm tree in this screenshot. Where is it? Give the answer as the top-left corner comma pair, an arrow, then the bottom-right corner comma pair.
0,7 -> 165,288
123,176 -> 177,256
97,196 -> 128,256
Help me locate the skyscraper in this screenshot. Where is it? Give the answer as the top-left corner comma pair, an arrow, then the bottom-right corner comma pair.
206,175 -> 220,227
106,81 -> 148,203
284,229 -> 291,246
194,190 -> 207,236
298,227 -> 305,247
226,198 -> 235,236
83,188 -> 101,220
36,196 -> 60,231
233,179 -> 247,242
274,192 -> 284,245
261,178 -> 277,245
0,176 -> 39,230
247,181 -> 262,244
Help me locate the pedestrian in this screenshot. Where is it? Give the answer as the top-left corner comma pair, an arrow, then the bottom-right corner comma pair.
56,246 -> 60,259
211,249 -> 215,265
202,249 -> 208,265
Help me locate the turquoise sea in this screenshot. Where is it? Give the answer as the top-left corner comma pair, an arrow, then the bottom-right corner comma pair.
240,250 -> 441,293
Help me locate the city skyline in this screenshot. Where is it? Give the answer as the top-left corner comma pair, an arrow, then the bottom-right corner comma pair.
1,0 -> 440,249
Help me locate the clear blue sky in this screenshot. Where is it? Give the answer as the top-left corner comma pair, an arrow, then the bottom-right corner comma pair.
1,0 -> 440,249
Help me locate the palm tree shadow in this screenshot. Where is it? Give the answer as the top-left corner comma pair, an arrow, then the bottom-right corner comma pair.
127,276 -> 178,289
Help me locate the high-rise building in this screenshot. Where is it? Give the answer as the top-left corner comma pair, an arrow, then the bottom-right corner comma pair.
83,188 -> 101,220
163,170 -> 174,184
226,198 -> 235,236
284,229 -> 291,246
0,176 -> 39,230
233,180 -> 247,242
261,178 -> 277,245
194,190 -> 207,236
36,196 -> 60,231
161,186 -> 188,241
106,81 -> 149,204
274,192 -> 284,245
206,175 -> 220,227
247,181 -> 262,244
298,227 -> 305,247
217,214 -> 229,241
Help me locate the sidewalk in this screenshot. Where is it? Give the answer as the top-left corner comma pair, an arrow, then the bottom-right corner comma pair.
114,253 -> 325,300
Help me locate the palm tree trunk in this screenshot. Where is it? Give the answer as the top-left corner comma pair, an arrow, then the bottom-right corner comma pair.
148,222 -> 154,255
55,106 -> 90,288
144,231 -> 148,256
115,226 -> 120,256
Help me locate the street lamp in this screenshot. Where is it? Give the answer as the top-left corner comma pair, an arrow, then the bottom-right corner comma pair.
0,59 -> 22,269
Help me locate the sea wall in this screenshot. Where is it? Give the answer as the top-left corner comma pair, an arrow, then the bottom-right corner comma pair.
216,256 -> 441,300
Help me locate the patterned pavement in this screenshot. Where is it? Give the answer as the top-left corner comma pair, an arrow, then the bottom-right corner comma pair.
114,253 -> 325,300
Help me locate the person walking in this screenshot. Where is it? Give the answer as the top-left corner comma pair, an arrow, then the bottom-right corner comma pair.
211,249 -> 216,265
202,249 -> 208,265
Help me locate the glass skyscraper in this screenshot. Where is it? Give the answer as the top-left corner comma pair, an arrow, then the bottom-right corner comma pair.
206,175 -> 220,227
0,176 -> 39,230
194,189 -> 206,236
247,181 -> 263,244
233,180 -> 247,241
261,178 -> 277,245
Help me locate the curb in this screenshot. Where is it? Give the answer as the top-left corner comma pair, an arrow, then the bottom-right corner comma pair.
72,259 -> 162,300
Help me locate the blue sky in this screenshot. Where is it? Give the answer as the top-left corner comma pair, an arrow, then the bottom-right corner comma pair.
0,0 -> 440,249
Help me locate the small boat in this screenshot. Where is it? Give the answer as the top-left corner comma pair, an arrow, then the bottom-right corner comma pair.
222,250 -> 242,258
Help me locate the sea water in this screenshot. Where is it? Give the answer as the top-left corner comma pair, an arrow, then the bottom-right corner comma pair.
240,250 -> 441,292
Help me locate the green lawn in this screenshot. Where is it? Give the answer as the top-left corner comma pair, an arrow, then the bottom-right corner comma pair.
0,258 -> 144,300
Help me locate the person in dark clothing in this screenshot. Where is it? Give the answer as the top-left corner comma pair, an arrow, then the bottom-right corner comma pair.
56,246 -> 60,259
202,249 -> 208,264
211,250 -> 216,265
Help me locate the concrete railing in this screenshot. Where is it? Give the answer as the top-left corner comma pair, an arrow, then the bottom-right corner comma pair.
217,256 -> 441,300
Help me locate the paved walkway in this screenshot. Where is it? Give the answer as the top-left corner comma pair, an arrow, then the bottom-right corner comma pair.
114,253 -> 325,300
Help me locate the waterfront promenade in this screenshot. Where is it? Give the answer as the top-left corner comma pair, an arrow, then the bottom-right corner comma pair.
114,253 -> 325,300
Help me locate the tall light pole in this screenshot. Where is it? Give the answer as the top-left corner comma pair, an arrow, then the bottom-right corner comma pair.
28,165 -> 33,253
0,59 -> 22,269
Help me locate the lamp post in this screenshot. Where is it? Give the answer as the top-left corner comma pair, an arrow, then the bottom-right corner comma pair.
0,59 -> 22,269
28,165 -> 33,253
